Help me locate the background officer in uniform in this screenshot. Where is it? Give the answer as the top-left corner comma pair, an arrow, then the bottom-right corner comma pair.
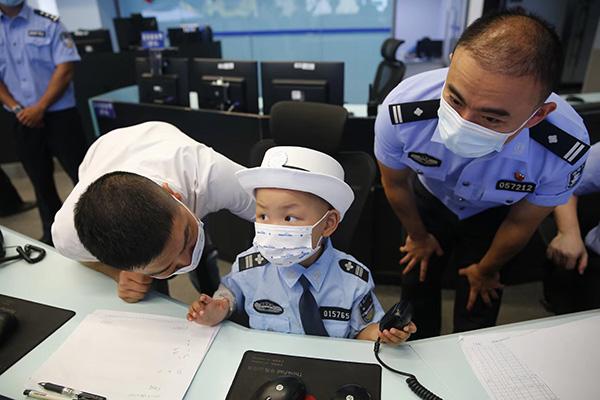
0,166 -> 34,216
543,142 -> 600,313
375,10 -> 590,339
0,0 -> 86,244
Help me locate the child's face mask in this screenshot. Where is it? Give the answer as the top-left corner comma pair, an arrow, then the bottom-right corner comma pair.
252,211 -> 330,267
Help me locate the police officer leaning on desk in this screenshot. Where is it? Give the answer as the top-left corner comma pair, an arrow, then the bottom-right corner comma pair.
375,10 -> 590,339
0,0 -> 86,244
51,122 -> 256,303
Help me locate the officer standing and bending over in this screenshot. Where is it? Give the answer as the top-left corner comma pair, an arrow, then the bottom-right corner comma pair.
0,0 -> 86,244
375,10 -> 590,339
52,121 -> 255,303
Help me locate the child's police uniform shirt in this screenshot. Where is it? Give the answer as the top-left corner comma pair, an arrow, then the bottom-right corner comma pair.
221,238 -> 385,338
0,4 -> 80,111
374,68 -> 590,220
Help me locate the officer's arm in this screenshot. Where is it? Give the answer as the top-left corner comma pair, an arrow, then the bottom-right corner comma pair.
0,79 -> 20,109
547,196 -> 588,272
36,62 -> 75,111
378,162 -> 429,239
553,195 -> 580,236
478,200 -> 553,274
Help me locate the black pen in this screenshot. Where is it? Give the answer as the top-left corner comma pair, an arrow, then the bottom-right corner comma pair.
38,382 -> 106,400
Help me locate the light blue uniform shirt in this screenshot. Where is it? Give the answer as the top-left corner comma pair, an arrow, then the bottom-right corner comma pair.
221,239 -> 385,338
375,68 -> 590,219
0,4 -> 80,111
574,143 -> 600,254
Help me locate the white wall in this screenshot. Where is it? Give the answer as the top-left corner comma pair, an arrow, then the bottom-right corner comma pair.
583,19 -> 600,92
466,0 -> 483,25
55,0 -> 103,30
593,14 -> 600,50
28,0 -> 59,15
394,0 -> 446,60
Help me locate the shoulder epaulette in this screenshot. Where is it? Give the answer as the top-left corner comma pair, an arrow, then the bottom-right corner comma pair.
338,259 -> 369,283
238,252 -> 268,271
389,99 -> 440,125
34,9 -> 59,22
529,120 -> 589,165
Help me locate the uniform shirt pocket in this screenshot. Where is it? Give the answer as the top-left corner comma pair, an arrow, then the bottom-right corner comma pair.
24,36 -> 52,64
249,314 -> 291,333
323,320 -> 351,338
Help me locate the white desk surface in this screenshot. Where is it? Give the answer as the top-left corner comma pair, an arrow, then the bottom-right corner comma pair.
1,227 -> 597,399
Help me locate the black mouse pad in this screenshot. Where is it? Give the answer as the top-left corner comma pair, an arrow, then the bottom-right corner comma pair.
0,294 -> 75,374
226,350 -> 381,400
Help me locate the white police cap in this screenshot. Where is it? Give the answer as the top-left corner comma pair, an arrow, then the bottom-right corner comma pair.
236,146 -> 355,219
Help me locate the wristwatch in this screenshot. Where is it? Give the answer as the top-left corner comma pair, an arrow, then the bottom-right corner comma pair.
11,104 -> 23,114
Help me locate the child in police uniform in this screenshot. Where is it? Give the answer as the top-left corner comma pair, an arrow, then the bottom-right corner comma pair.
187,146 -> 416,344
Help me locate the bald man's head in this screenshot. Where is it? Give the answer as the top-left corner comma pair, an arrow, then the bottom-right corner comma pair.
454,10 -> 562,102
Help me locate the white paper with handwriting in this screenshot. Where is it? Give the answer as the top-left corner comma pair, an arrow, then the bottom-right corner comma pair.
28,310 -> 220,400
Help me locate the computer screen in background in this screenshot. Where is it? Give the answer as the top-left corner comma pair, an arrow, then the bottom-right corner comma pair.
72,29 -> 113,54
189,59 -> 259,114
136,57 -> 190,107
260,61 -> 344,114
113,13 -> 158,52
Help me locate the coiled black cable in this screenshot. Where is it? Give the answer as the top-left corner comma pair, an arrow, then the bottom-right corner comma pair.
374,339 -> 443,400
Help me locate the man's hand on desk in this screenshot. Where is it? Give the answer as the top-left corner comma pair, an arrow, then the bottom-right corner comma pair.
399,233 -> 444,282
459,263 -> 503,311
187,294 -> 229,326
118,271 -> 153,303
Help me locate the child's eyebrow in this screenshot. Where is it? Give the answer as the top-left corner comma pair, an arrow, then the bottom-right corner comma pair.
279,203 -> 301,210
256,201 -> 302,211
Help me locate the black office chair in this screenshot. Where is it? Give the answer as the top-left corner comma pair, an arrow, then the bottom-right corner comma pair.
367,38 -> 406,116
250,101 -> 377,252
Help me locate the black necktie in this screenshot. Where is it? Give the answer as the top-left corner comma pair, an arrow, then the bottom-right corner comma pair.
298,275 -> 328,337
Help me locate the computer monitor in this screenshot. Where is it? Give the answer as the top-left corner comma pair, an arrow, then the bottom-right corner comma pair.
135,56 -> 190,107
138,73 -> 179,106
260,61 -> 344,114
72,29 -> 113,54
168,26 -> 213,46
190,59 -> 259,113
113,13 -> 158,51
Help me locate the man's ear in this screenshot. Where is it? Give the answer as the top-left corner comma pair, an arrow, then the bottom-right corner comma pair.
161,182 -> 183,201
322,210 -> 341,238
525,102 -> 557,129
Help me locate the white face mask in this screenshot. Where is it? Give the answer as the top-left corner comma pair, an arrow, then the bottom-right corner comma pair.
153,198 -> 205,279
437,94 -> 538,158
253,211 -> 330,267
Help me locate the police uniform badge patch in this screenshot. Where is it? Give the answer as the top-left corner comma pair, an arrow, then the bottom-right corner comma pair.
34,9 -> 59,22
319,306 -> 351,321
529,120 -> 589,165
339,259 -> 369,283
28,30 -> 46,38
60,32 -> 74,48
359,292 -> 375,323
253,299 -> 284,315
495,180 -> 536,193
568,163 -> 585,189
388,99 -> 440,125
238,252 -> 268,271
408,152 -> 441,167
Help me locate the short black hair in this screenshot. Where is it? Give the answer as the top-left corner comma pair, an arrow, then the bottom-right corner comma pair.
74,171 -> 178,270
454,9 -> 563,101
